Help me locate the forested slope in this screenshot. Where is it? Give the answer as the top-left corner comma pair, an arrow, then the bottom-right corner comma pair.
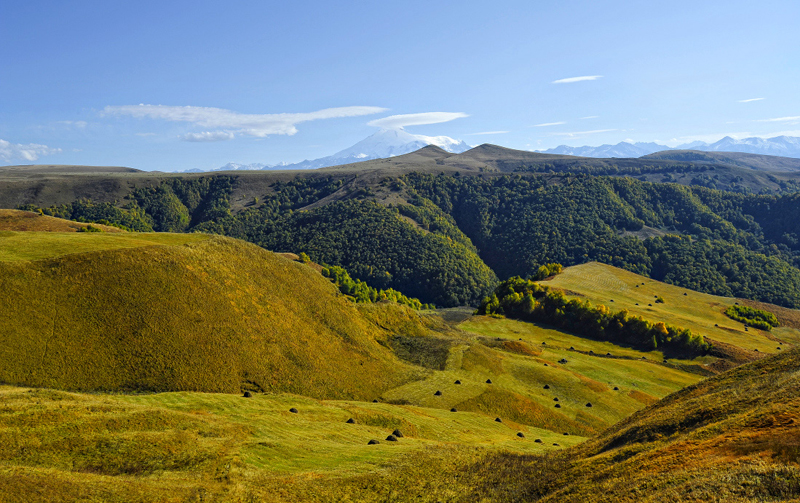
15,166 -> 800,308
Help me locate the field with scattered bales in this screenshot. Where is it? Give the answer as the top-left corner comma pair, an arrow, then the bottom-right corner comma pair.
1,211 -> 799,501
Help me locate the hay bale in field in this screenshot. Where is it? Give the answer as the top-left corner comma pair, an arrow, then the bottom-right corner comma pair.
613,386 -> 619,391
486,379 -> 493,384
289,407 -> 298,413
553,397 -> 559,401
243,391 -> 252,398
495,417 -> 503,423
563,432 -> 569,435
386,434 -> 398,442
585,403 -> 592,407
555,404 -> 561,408
454,380 -> 462,384
434,390 -> 442,396
516,432 -> 525,438
553,443 -> 560,446
367,439 -> 380,445
372,399 -> 379,403
346,418 -> 355,424
392,429 -> 404,438
534,438 -> 542,443
450,407 -> 457,412
543,384 -> 550,389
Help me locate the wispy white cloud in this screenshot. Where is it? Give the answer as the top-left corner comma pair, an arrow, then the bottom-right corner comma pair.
549,129 -> 616,137
104,104 -> 388,138
758,116 -> 800,122
367,112 -> 468,129
465,131 -> 508,135
0,139 -> 61,162
552,75 -> 602,84
580,116 -> 599,120
532,121 -> 566,127
738,98 -> 765,103
181,131 -> 235,142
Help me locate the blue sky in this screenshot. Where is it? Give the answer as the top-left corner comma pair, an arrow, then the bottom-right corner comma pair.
1,0 -> 799,171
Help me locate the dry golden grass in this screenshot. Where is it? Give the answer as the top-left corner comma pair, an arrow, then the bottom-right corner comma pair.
0,233 -> 417,398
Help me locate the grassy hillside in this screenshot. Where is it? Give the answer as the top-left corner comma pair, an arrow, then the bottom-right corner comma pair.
1,347 -> 794,502
544,262 -> 799,355
461,347 -> 800,502
0,232 -> 418,397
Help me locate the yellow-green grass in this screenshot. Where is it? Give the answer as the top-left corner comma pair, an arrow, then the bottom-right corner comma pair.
544,262 -> 799,354
382,316 -> 702,437
0,233 -> 418,398
0,385 -> 583,502
460,349 -> 800,502
0,228 -> 208,262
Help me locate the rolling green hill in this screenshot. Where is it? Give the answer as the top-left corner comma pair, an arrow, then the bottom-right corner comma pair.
460,346 -> 800,502
0,232 -> 421,397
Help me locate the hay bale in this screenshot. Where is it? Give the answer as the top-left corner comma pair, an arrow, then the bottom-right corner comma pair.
553,443 -> 560,446
346,418 -> 355,424
495,417 -> 502,423
563,432 -> 569,435
541,342 -> 546,345
569,346 -> 574,350
516,432 -> 525,438
242,391 -> 252,398
386,434 -> 398,442
434,390 -> 442,396
519,338 -> 523,341
454,380 -> 462,384
606,352 -> 611,356
392,429 -> 404,438
372,399 -> 379,403
450,407 -> 457,412
555,404 -> 561,408
585,403 -> 592,407
544,363 -> 548,366
553,397 -> 559,401
486,379 -> 493,384
715,324 -> 718,326
778,347 -> 782,350
613,386 -> 619,391
367,439 -> 380,445
534,438 -> 542,443
684,292 -> 688,296
648,303 -> 652,306
289,407 -> 299,413
543,384 -> 550,389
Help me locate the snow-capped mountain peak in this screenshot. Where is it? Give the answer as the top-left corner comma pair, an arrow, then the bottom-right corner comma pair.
207,128 -> 471,172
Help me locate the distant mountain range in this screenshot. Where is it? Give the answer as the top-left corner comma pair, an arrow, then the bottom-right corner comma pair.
188,129 -> 471,173
187,133 -> 800,174
542,135 -> 800,159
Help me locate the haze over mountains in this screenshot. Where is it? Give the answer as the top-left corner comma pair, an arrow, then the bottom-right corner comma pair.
543,135 -> 800,158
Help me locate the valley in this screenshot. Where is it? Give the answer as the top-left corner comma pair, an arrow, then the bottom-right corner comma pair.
2,148 -> 800,500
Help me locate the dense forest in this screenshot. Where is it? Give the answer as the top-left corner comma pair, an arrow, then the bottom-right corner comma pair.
20,170 -> 800,308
